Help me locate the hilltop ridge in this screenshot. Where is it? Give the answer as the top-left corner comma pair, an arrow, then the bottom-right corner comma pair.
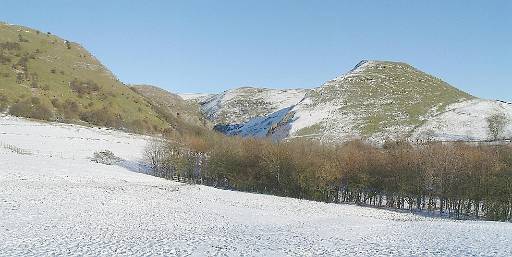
184,60 -> 512,144
0,22 -> 204,134
2,22 -> 510,143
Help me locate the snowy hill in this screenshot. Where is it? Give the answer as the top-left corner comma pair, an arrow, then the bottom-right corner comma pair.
281,60 -> 474,143
178,92 -> 215,102
189,87 -> 307,134
1,115 -> 512,256
187,61 -> 512,144
413,99 -> 512,142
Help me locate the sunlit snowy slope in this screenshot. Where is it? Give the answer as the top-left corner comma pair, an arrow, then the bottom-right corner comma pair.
184,61 -> 512,144
192,87 -> 306,125
1,115 -> 512,256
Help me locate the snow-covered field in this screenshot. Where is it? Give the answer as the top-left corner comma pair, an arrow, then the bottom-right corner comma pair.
1,115 -> 512,256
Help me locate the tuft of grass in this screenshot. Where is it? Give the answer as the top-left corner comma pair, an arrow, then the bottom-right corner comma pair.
1,143 -> 31,155
295,123 -> 323,137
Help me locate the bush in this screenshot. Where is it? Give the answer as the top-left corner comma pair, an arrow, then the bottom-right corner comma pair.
487,113 -> 508,141
9,97 -> 53,121
0,94 -> 8,112
62,99 -> 81,120
0,41 -> 20,51
30,81 -> 39,88
50,98 -> 61,108
41,84 -> 50,91
70,79 -> 100,95
17,34 -> 29,43
91,150 -> 120,165
15,73 -> 25,83
79,106 -> 124,128
31,104 -> 53,120
30,97 -> 40,105
9,101 -> 32,117
148,130 -> 512,221
12,55 -> 28,73
0,53 -> 11,64
129,119 -> 154,134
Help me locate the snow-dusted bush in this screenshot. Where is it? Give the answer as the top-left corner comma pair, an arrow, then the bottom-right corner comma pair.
487,113 -> 508,141
91,150 -> 120,165
144,140 -> 178,178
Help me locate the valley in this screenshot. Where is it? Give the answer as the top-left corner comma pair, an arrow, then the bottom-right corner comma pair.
1,18 -> 511,257
182,61 -> 512,144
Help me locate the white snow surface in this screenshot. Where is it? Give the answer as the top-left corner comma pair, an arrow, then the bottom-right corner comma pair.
1,115 -> 512,256
178,93 -> 215,102
198,87 -> 307,125
413,99 -> 512,141
227,106 -> 294,138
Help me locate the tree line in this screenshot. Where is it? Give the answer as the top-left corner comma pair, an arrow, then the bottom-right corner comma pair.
145,132 -> 512,222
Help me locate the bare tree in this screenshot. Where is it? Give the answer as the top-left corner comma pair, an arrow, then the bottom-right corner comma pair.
487,113 -> 508,141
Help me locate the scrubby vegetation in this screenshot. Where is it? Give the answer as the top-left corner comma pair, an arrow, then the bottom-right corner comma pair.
130,85 -> 210,129
1,142 -> 31,155
147,132 -> 512,222
488,113 -> 508,141
295,61 -> 474,140
0,23 -> 172,134
9,97 -> 53,120
0,93 -> 8,112
91,150 -> 120,165
69,78 -> 100,96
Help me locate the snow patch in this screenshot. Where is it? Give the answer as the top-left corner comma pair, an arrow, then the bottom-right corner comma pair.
178,93 -> 215,102
413,99 -> 512,141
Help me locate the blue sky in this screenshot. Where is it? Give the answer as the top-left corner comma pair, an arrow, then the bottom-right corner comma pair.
1,1 -> 511,100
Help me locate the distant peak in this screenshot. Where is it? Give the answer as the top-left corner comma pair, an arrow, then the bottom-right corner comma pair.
225,86 -> 263,94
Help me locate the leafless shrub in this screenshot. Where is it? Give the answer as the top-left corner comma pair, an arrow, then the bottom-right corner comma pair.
91,150 -> 120,165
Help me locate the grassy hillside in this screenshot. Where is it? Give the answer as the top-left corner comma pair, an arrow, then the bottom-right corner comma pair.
292,60 -> 475,141
130,84 -> 211,132
0,22 -> 168,133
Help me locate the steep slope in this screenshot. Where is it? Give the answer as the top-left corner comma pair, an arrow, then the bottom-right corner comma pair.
277,60 -> 474,143
210,60 -> 512,144
177,61 -> 511,144
0,22 -> 168,133
130,85 -> 211,130
224,61 -> 475,143
194,87 -> 306,133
